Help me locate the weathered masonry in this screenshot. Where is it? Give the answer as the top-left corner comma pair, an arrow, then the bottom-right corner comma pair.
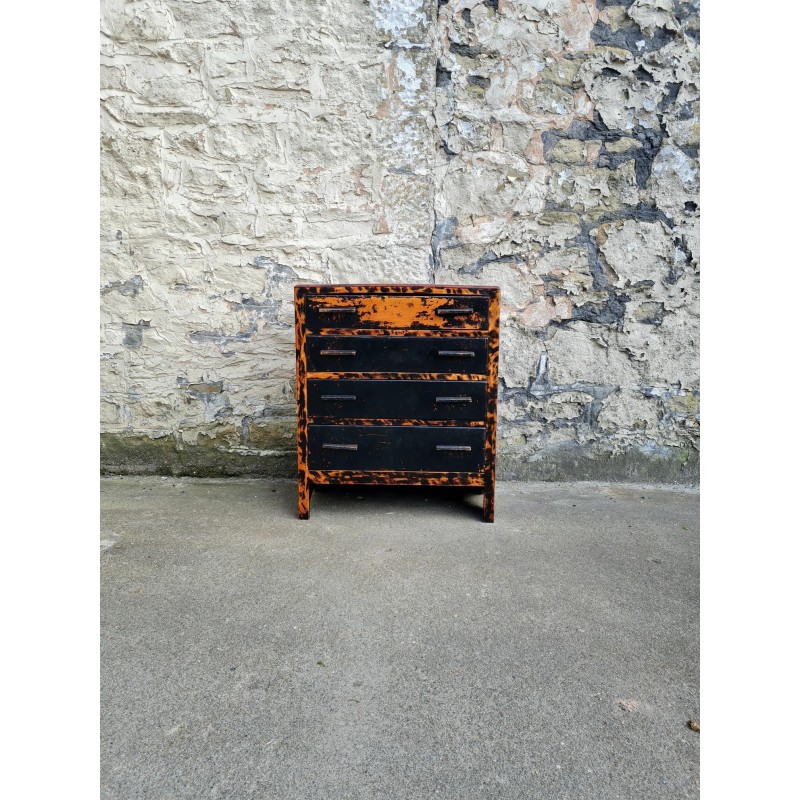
100,1 -> 699,482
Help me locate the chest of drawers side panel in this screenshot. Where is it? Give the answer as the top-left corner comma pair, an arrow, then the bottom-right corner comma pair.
295,286 -> 310,519
483,288 -> 501,523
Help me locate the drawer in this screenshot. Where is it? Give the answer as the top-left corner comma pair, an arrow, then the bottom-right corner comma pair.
305,294 -> 489,331
306,335 -> 488,374
307,379 -> 487,420
308,425 -> 486,471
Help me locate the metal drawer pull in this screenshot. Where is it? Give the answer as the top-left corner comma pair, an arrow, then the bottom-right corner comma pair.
436,307 -> 474,316
437,350 -> 475,357
436,445 -> 472,452
322,443 -> 358,451
320,394 -> 356,401
435,396 -> 472,403
320,349 -> 357,356
318,307 -> 357,315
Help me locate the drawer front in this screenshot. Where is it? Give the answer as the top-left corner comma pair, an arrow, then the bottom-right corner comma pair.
306,335 -> 488,374
305,294 -> 489,331
308,425 -> 486,471
307,379 -> 487,420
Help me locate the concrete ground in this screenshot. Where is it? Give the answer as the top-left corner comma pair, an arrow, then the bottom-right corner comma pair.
101,477 -> 699,800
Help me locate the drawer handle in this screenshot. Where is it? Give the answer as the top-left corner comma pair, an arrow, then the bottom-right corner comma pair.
322,443 -> 358,451
318,307 -> 357,315
435,396 -> 472,404
436,445 -> 472,452
437,350 -> 475,358
436,307 -> 474,316
320,394 -> 356,401
320,349 -> 357,356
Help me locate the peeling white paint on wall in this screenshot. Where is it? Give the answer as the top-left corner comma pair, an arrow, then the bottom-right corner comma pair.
368,0 -> 429,44
100,0 -> 699,480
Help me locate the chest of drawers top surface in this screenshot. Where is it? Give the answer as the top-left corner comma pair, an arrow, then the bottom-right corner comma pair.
295,284 -> 499,522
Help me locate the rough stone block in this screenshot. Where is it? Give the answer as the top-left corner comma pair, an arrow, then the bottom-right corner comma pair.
599,219 -> 675,288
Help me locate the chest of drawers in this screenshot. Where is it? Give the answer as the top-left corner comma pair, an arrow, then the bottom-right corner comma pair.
294,284 -> 500,522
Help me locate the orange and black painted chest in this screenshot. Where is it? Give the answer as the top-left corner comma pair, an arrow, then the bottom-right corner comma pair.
294,284 -> 500,522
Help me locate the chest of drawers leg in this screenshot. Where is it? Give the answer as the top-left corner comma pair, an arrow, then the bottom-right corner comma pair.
295,285 -> 500,522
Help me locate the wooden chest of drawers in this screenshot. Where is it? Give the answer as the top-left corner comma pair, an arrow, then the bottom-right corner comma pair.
294,284 -> 500,522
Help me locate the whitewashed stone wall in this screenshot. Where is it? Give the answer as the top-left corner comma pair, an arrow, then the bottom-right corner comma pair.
101,0 -> 699,481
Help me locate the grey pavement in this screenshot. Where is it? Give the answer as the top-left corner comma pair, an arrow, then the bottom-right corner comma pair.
101,477 -> 699,800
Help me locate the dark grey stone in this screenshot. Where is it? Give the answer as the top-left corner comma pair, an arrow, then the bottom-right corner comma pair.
102,275 -> 144,297
122,320 -> 150,348
591,21 -> 675,53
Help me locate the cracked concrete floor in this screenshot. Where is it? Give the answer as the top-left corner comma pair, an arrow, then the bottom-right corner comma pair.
101,477 -> 699,799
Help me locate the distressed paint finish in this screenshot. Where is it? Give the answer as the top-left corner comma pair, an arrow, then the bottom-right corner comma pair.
307,424 -> 487,471
295,286 -> 310,519
307,372 -> 488,381
305,418 -> 487,428
306,294 -> 490,331
308,471 -> 485,487
432,1 -> 700,481
307,378 -> 488,421
296,284 -> 499,521
306,334 -> 489,373
298,284 -> 493,295
101,1 -> 699,483
311,329 -> 488,339
483,287 -> 501,523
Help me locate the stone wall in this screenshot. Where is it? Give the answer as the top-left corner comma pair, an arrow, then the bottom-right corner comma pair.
100,0 -> 699,482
